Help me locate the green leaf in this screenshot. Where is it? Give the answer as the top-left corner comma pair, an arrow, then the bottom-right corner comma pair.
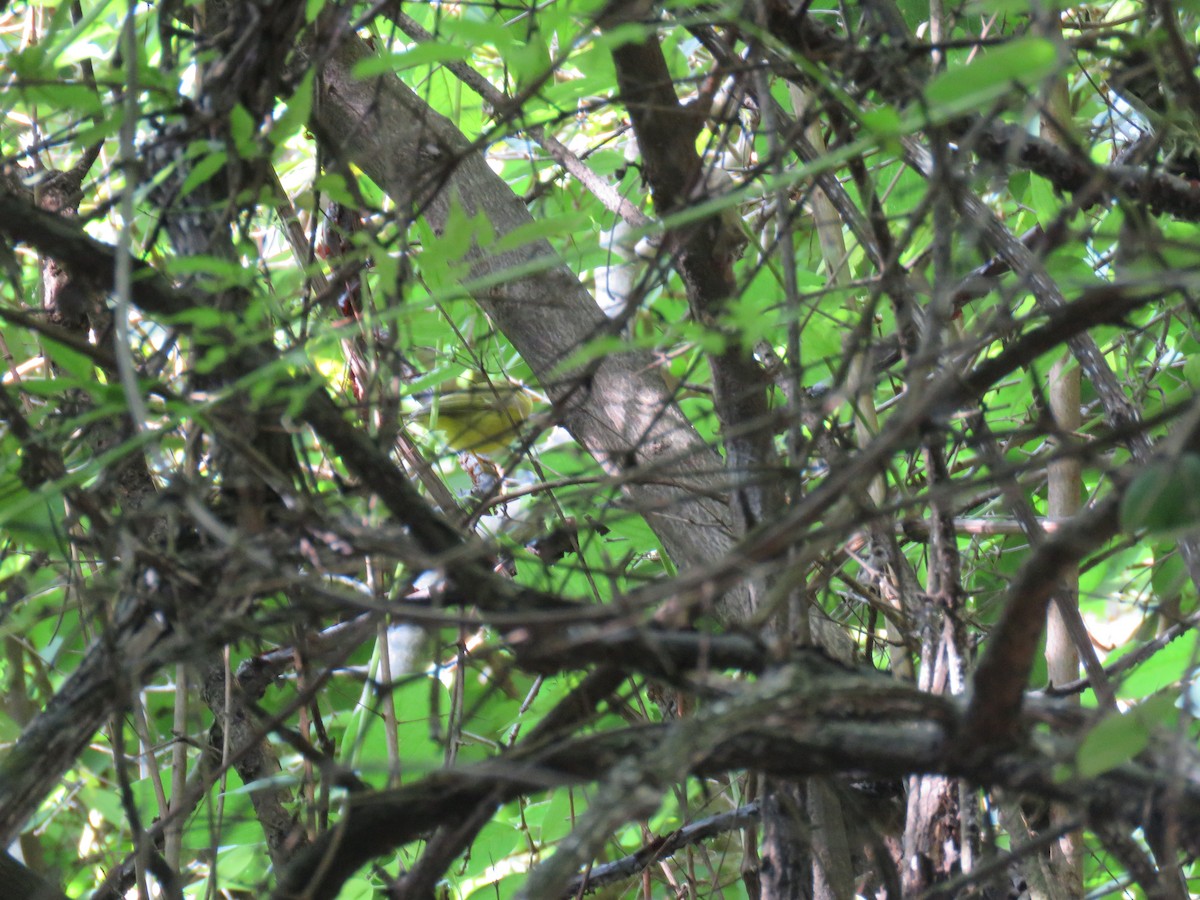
336,880 -> 376,900
269,70 -> 315,146
15,379 -> 77,399
965,0 -> 1031,12
493,211 -> 590,254
22,82 -> 103,119
0,474 -> 66,554
194,344 -> 230,375
314,172 -> 358,207
1184,353 -> 1200,388
1151,550 -> 1188,606
508,38 -> 550,90
924,37 -> 1057,115
1130,691 -> 1181,729
1075,709 -> 1149,779
7,45 -> 49,80
1114,633 -> 1197,700
180,149 -> 228,198
70,114 -> 121,147
229,103 -> 259,160
1026,174 -> 1059,229
351,44 -> 471,80
163,253 -> 254,289
164,305 -> 228,329
41,339 -> 94,383
860,106 -> 903,144
1120,455 -> 1200,536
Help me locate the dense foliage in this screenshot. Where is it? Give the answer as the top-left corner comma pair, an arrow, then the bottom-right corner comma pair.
3,0 -> 1200,897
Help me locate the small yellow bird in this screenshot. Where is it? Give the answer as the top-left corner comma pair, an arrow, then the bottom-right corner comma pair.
410,378 -> 536,457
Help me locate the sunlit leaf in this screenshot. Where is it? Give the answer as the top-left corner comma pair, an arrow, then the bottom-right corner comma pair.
924,37 -> 1057,114
180,148 -> 229,197
270,70 -> 315,146
229,103 -> 260,160
351,44 -> 471,80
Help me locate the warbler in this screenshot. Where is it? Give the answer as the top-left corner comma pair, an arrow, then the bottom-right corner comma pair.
410,378 -> 536,456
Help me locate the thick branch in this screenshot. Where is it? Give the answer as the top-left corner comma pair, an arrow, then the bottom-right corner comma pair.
274,650 -> 1200,900
609,33 -> 779,540
962,494 -> 1121,752
306,30 -> 745,592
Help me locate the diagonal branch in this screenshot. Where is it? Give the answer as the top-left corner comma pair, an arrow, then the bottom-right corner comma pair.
305,28 -> 744,594
273,648 -> 1200,900
961,493 -> 1121,753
